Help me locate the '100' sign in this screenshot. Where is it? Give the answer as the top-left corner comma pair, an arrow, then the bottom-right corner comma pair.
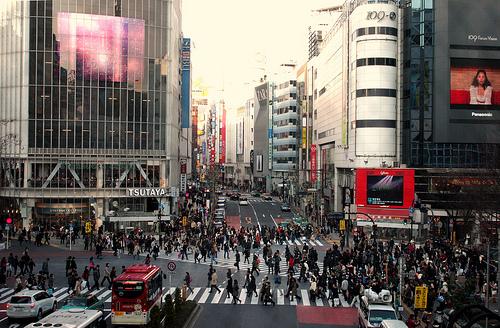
367,11 -> 397,21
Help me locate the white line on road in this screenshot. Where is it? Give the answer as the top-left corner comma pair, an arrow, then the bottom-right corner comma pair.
224,292 -> 233,304
248,202 -> 262,231
105,312 -> 112,320
301,290 -> 310,306
277,289 -> 284,305
97,289 -> 112,300
295,240 -> 302,246
211,289 -> 224,304
250,292 -> 259,304
198,288 -> 210,303
315,240 -> 324,246
239,289 -> 246,304
186,288 -> 200,301
270,214 -> 278,227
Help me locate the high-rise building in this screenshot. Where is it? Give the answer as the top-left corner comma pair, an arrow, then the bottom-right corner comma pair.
0,0 -> 184,232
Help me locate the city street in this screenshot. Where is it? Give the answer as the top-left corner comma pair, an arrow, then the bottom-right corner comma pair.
0,197 -> 336,327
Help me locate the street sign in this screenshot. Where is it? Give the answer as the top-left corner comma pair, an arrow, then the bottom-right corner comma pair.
69,224 -> 74,232
339,219 -> 346,231
409,207 -> 415,215
414,286 -> 428,309
167,261 -> 176,272
5,225 -> 10,231
85,222 -> 92,234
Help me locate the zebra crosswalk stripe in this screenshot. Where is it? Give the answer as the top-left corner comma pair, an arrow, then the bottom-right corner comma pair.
97,289 -> 112,301
239,289 -> 246,304
198,288 -> 210,304
186,288 -> 201,301
250,292 -> 259,305
277,289 -> 284,305
301,290 -> 310,306
211,290 -> 224,304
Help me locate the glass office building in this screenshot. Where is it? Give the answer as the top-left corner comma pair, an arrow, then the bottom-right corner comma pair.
0,0 -> 183,232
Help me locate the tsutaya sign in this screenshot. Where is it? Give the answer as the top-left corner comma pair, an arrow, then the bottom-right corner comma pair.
128,188 -> 171,197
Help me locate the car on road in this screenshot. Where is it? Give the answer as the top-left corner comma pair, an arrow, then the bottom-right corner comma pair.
61,294 -> 104,311
251,191 -> 261,197
239,198 -> 249,206
7,289 -> 57,321
262,194 -> 273,201
230,193 -> 240,201
281,204 -> 291,212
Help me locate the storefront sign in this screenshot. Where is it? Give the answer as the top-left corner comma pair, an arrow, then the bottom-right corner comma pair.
127,188 -> 170,197
180,174 -> 187,193
414,286 -> 428,309
310,144 -> 317,183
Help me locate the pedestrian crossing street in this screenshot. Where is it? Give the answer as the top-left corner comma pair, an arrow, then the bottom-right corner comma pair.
150,253 -> 325,277
0,286 -> 350,309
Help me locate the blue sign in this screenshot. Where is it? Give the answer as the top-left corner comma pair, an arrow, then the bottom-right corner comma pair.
181,38 -> 191,128
409,207 -> 415,215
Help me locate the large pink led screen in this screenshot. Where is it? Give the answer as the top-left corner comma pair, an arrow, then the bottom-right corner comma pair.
57,13 -> 144,83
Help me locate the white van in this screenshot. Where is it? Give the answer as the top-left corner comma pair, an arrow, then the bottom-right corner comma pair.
380,320 -> 408,328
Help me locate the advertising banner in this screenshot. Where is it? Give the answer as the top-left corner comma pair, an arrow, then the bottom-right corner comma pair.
355,168 -> 415,209
181,38 -> 191,128
310,144 -> 317,183
236,120 -> 244,155
219,109 -> 226,163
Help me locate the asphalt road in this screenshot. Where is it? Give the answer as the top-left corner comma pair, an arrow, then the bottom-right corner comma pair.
0,197 -> 334,328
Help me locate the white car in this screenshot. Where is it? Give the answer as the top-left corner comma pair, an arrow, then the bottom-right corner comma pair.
7,289 -> 57,321
239,198 -> 249,206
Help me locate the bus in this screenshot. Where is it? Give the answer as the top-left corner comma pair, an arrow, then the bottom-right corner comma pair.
24,309 -> 105,328
111,264 -> 163,326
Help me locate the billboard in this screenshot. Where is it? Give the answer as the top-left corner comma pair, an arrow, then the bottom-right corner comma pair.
450,58 -> 500,109
433,0 -> 500,143
310,144 -> 317,183
57,13 -> 144,83
236,119 -> 244,155
356,169 -> 414,209
219,109 -> 226,163
181,38 -> 191,128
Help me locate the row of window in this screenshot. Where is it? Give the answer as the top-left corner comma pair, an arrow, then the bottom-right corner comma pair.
274,132 -> 297,139
274,119 -> 298,127
353,26 -> 398,38
356,88 -> 397,98
356,57 -> 397,67
274,106 -> 297,115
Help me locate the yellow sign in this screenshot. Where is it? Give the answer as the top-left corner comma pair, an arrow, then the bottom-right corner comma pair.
414,286 -> 428,309
182,216 -> 188,226
85,222 -> 92,234
302,127 -> 307,149
339,219 -> 346,231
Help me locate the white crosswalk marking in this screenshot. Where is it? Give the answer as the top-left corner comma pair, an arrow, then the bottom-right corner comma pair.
289,295 -> 297,306
295,240 -> 302,246
211,290 -> 224,304
250,292 -> 259,304
52,288 -> 68,298
239,289 -> 246,304
198,288 -> 210,303
287,240 -> 294,245
224,293 -> 233,304
186,288 -> 201,301
97,289 -> 112,300
315,240 -> 324,246
0,288 -> 9,295
301,290 -> 310,306
277,289 -> 284,305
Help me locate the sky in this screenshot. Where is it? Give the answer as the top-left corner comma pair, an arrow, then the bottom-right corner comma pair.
182,0 -> 342,108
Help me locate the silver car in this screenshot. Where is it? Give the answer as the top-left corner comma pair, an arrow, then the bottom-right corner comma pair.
7,289 -> 57,321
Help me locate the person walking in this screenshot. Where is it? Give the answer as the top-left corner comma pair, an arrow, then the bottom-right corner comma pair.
209,269 -> 221,293
234,250 -> 240,271
232,279 -> 242,304
92,265 -> 101,290
226,277 -> 233,299
184,272 -> 194,293
41,258 -> 50,276
101,263 -> 112,290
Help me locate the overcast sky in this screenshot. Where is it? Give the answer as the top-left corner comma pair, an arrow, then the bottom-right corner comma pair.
182,0 -> 342,107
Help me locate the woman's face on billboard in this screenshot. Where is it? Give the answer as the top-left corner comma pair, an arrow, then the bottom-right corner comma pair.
477,72 -> 486,86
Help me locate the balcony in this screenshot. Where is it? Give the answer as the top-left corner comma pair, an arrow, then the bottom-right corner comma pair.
273,149 -> 298,158
272,124 -> 298,134
273,99 -> 297,110
272,163 -> 297,172
273,136 -> 297,146
273,111 -> 298,121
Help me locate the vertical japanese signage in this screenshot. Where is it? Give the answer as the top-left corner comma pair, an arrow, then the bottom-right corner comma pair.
414,286 -> 428,309
268,85 -> 273,170
181,38 -> 191,128
310,144 -> 317,183
302,116 -> 307,149
236,119 -> 244,155
219,108 -> 226,163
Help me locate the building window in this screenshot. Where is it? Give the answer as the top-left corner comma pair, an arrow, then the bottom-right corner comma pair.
356,57 -> 397,67
353,26 -> 398,38
356,88 -> 397,97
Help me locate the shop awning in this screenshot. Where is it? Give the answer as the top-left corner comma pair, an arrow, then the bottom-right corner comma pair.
356,220 -> 418,230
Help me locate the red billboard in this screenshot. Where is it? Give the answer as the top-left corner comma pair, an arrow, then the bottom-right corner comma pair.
219,109 -> 226,163
310,145 -> 317,183
356,168 -> 415,209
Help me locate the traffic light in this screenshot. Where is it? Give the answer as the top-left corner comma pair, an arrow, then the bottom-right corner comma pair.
5,217 -> 12,225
